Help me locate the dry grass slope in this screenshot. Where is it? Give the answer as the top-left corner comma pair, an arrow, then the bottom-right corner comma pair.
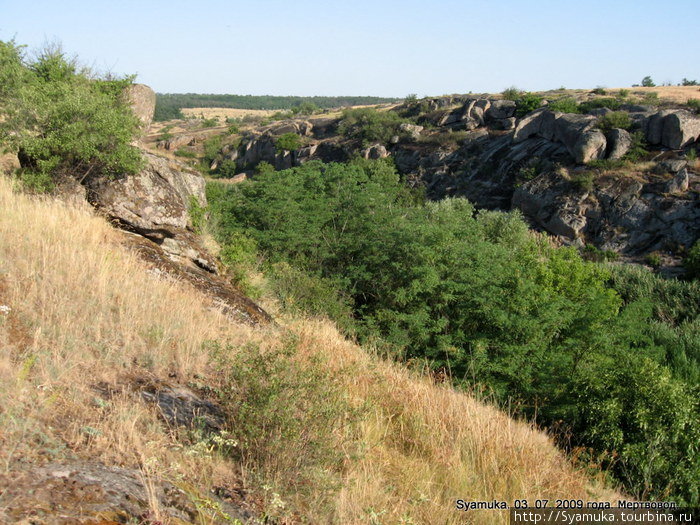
0,176 -> 618,523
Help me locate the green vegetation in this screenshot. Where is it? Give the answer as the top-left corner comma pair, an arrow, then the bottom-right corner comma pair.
0,40 -> 142,191
275,132 -> 303,153
681,78 -> 698,86
207,159 -> 700,505
547,97 -> 580,113
641,75 -> 656,87
597,111 -> 631,132
579,97 -> 623,113
687,99 -> 700,114
514,92 -> 544,117
685,241 -> 700,280
338,107 -> 409,146
201,117 -> 219,128
154,93 -> 400,121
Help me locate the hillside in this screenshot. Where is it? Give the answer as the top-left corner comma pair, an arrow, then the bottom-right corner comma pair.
0,175 -> 619,523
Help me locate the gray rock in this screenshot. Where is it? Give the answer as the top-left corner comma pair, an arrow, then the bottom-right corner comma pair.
661,111 -> 700,149
493,117 -> 516,130
399,122 -> 424,140
161,134 -> 196,150
646,109 -> 675,145
513,108 -> 551,142
553,113 -> 598,152
664,168 -> 690,193
486,100 -> 517,120
362,144 -> 389,159
88,151 -> 206,231
606,128 -> 632,160
139,382 -> 225,432
573,129 -> 607,164
124,83 -> 156,129
657,159 -> 687,173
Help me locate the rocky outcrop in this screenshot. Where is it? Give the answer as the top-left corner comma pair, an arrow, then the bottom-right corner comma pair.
573,129 -> 607,163
87,151 -> 206,232
0,462 -> 252,524
124,83 -> 156,129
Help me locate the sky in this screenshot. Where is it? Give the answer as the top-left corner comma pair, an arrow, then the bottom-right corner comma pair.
1,0 -> 698,97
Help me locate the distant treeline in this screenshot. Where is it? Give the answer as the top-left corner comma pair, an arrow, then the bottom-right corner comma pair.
154,93 -> 401,121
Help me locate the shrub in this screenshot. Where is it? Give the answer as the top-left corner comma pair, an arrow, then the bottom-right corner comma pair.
592,86 -> 607,95
514,92 -> 544,117
501,86 -> 523,101
0,40 -> 143,188
641,75 -> 656,87
645,251 -> 662,268
685,241 -> 700,279
174,148 -> 196,158
338,108 -> 408,146
212,337 -> 358,504
598,111 -> 631,132
548,97 -> 580,113
572,171 -> 594,191
687,99 -> 700,114
618,89 -> 630,98
681,78 -> 699,86
642,91 -> 660,105
188,195 -> 206,233
201,117 -> 218,128
579,97 -> 623,113
275,132 -> 302,153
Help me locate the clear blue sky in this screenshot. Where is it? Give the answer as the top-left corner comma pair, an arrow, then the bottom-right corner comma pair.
1,0 -> 698,96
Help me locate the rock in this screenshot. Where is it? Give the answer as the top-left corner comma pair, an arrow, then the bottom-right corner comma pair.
137,380 -> 226,432
646,109 -> 675,145
492,117 -> 516,130
0,462 -> 251,524
486,100 -> 516,120
661,110 -> 700,149
664,168 -> 690,193
553,113 -> 598,152
657,159 -> 687,173
513,108 -> 552,142
399,122 -> 424,140
87,151 -> 206,232
606,128 -> 632,160
573,129 -> 607,164
161,133 -> 196,150
362,144 -> 389,159
124,83 -> 156,129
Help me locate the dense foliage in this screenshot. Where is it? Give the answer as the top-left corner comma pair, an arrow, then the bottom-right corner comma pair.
0,40 -> 142,191
337,108 -> 409,146
154,93 -> 400,121
208,159 -> 700,505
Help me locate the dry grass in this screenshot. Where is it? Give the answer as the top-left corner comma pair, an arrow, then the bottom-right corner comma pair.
611,85 -> 700,103
181,107 -> 278,121
0,176 -> 619,523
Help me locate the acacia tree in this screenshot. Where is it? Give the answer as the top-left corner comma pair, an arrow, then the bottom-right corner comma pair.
0,40 -> 143,190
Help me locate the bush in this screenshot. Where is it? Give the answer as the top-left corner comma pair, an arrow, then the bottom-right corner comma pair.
188,195 -> 206,233
572,171 -> 594,191
681,78 -> 699,86
592,87 -> 607,95
275,132 -> 302,153
338,108 -> 408,146
687,99 -> 700,114
641,75 -> 656,87
211,337 -> 358,506
598,111 -> 631,132
201,117 -> 218,128
501,86 -> 523,101
685,241 -> 700,279
0,40 -> 143,188
548,97 -> 580,113
514,92 -> 544,117
579,97 -> 623,113
174,148 -> 196,158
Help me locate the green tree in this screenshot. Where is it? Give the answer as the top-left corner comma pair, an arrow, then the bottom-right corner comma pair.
642,75 -> 656,87
0,40 -> 143,189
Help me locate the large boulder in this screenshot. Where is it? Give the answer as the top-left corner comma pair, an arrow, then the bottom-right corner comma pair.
486,99 -> 516,120
399,122 -> 424,140
362,144 -> 389,159
124,83 -> 156,129
513,108 -> 554,142
573,129 -> 607,164
553,113 -> 598,152
87,151 -> 206,232
606,128 -> 632,160
661,110 -> 700,149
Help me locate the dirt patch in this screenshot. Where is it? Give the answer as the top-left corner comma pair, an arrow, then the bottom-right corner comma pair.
181,107 -> 278,121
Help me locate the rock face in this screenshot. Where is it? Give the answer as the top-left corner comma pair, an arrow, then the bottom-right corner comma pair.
87,151 -> 206,232
124,83 -> 156,129
606,128 -> 632,160
0,462 -> 252,524
573,129 -> 607,163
